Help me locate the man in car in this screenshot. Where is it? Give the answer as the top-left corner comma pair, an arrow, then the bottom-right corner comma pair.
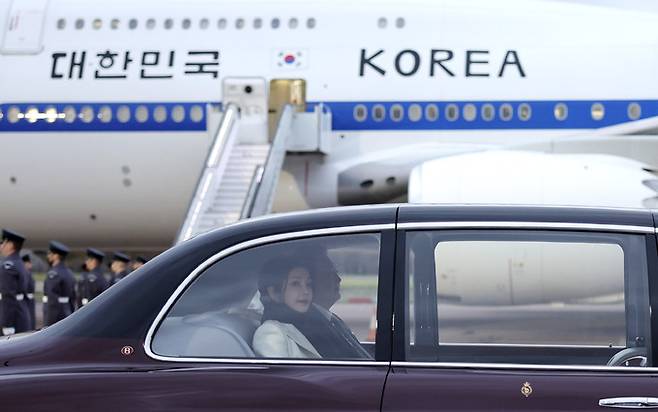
43,241 -> 76,326
0,229 -> 30,335
309,251 -> 372,359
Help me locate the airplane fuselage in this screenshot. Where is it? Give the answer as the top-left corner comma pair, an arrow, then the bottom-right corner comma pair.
2,0 -> 658,250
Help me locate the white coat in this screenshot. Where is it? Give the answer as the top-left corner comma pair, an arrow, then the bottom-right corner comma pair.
252,320 -> 321,359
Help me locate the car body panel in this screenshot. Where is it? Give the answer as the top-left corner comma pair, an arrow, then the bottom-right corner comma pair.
384,205 -> 658,411
0,205 -> 398,410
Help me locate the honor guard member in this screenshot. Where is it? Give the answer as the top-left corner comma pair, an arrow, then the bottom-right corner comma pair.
43,241 -> 76,326
21,254 -> 36,330
78,248 -> 108,307
0,229 -> 30,335
108,251 -> 130,285
131,256 -> 147,271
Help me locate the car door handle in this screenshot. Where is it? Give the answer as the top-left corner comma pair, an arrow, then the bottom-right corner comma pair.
599,397 -> 658,408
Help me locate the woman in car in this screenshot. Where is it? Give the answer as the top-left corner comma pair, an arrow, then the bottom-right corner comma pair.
252,257 -> 321,358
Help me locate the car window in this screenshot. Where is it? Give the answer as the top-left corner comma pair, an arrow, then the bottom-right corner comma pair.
404,230 -> 651,367
152,233 -> 380,360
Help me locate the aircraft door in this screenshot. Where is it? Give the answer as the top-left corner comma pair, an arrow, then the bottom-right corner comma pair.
1,0 -> 48,55
268,79 -> 306,140
222,77 -> 268,144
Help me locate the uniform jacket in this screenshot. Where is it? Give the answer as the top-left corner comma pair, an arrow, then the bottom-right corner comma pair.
77,267 -> 108,306
0,253 -> 30,334
43,262 -> 76,326
252,320 -> 321,359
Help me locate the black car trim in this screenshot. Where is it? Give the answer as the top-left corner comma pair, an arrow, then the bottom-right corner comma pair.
399,221 -> 654,233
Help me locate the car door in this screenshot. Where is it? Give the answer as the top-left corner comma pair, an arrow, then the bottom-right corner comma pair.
383,218 -> 658,411
145,227 -> 395,411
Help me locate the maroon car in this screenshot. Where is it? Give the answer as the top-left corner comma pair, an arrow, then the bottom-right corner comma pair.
1,205 -> 658,410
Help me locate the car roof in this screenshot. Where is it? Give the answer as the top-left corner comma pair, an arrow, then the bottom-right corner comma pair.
398,204 -> 655,228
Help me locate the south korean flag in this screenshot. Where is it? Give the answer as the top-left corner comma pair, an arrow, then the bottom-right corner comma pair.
274,49 -> 308,70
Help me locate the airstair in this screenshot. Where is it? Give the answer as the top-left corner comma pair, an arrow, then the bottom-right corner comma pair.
175,99 -> 331,244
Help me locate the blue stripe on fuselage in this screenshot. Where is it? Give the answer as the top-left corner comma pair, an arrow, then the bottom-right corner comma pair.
0,100 -> 655,132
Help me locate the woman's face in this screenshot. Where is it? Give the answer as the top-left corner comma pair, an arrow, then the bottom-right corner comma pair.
282,267 -> 313,313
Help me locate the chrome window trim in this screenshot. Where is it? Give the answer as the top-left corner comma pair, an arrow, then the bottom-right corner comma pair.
398,221 -> 654,234
392,361 -> 658,374
144,223 -> 394,364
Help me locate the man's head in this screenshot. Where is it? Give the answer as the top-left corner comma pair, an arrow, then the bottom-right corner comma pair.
131,256 -> 147,271
47,241 -> 69,266
85,248 -> 105,271
311,253 -> 341,310
110,251 -> 130,273
1,228 -> 25,257
21,253 -> 32,272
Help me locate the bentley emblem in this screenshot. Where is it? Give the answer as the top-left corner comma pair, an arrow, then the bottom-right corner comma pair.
120,346 -> 134,356
521,382 -> 533,398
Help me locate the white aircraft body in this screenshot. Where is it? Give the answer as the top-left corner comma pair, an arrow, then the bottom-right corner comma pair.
2,0 -> 658,250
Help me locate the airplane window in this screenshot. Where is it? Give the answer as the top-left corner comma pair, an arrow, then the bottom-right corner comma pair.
98,106 -> 112,123
63,106 -> 76,123
7,107 -> 20,123
164,19 -> 173,30
372,105 -> 385,122
408,104 -> 422,122
271,18 -> 280,29
80,106 -> 95,123
111,18 -> 120,30
396,17 -> 405,28
481,104 -> 495,121
628,103 -> 642,120
190,105 -> 204,123
218,18 -> 227,30
75,19 -> 84,30
135,106 -> 149,123
463,104 -> 477,121
289,18 -> 299,29
518,103 -> 532,121
499,104 -> 513,121
45,107 -> 58,124
146,18 -> 156,30
200,18 -> 209,30
390,104 -> 404,122
93,19 -> 102,30
129,19 -> 138,30
117,106 -> 131,123
307,18 -> 316,29
425,104 -> 439,121
236,18 -> 245,29
172,105 -> 186,123
353,104 -> 368,122
445,104 -> 459,121
25,107 -> 39,124
591,103 -> 605,121
182,18 -> 191,30
554,103 -> 568,121
377,17 -> 387,28
253,18 -> 262,29
154,106 -> 167,123
56,18 -> 66,30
